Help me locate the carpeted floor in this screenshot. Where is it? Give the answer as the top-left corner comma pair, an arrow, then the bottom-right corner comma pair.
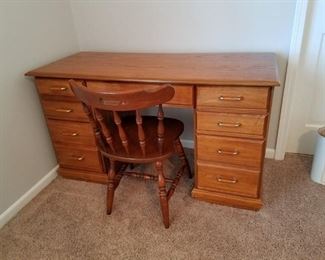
1,150 -> 325,260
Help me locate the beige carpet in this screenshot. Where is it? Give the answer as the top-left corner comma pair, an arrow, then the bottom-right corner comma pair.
1,150 -> 325,260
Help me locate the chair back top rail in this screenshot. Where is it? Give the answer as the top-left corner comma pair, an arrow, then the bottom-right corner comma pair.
69,79 -> 174,111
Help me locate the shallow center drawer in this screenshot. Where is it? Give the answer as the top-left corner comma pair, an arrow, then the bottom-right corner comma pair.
197,111 -> 267,137
197,135 -> 264,169
197,86 -> 269,109
86,81 -> 193,107
197,162 -> 260,198
47,120 -> 96,146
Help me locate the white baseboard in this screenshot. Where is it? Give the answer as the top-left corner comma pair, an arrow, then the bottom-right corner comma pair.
0,165 -> 58,230
181,139 -> 194,149
181,138 -> 275,159
265,148 -> 275,159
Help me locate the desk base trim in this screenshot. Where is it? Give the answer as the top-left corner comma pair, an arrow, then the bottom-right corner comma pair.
191,188 -> 262,210
59,168 -> 107,184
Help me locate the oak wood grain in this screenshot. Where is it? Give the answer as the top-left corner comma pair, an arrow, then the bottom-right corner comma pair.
36,78 -> 82,98
41,100 -> 89,122
55,145 -> 102,172
25,52 -> 280,211
59,167 -> 107,183
165,85 -> 193,107
47,120 -> 96,147
197,162 -> 260,198
191,188 -> 262,210
26,52 -> 280,86
86,81 -> 194,108
197,86 -> 270,109
196,135 -> 264,169
196,111 -> 267,138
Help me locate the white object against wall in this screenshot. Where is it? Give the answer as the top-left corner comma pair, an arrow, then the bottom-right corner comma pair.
311,128 -> 325,185
70,0 -> 297,150
283,0 -> 325,155
0,1 -> 79,215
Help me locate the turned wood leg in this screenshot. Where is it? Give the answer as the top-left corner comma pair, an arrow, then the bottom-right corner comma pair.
107,160 -> 116,215
114,163 -> 129,188
175,138 -> 193,178
155,161 -> 170,228
101,154 -> 108,174
114,173 -> 123,189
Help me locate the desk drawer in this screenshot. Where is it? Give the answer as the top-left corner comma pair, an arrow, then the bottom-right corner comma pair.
197,86 -> 269,109
197,111 -> 266,137
47,120 -> 96,146
55,146 -> 102,172
42,100 -> 88,122
197,135 -> 264,169
197,162 -> 260,198
87,81 -> 193,107
36,78 -> 82,98
166,85 -> 193,107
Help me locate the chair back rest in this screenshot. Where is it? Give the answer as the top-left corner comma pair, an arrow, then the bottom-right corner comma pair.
69,79 -> 175,155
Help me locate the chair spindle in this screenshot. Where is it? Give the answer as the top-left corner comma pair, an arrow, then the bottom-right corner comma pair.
95,109 -> 115,152
136,110 -> 146,155
113,111 -> 129,154
81,104 -> 106,152
157,104 -> 165,152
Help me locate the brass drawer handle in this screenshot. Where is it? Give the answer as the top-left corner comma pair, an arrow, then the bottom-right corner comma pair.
217,149 -> 239,155
50,87 -> 68,91
217,122 -> 241,128
217,177 -> 238,184
55,108 -> 73,113
62,132 -> 79,137
71,155 -> 84,161
219,96 -> 243,101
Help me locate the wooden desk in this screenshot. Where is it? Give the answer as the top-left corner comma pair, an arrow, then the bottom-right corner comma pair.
26,52 -> 280,210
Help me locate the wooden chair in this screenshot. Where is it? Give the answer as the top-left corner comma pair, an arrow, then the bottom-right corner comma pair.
69,80 -> 192,228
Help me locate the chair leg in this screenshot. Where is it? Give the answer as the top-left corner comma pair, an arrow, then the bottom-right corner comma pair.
155,161 -> 170,228
114,173 -> 123,189
101,154 -> 109,173
107,160 -> 116,215
175,138 -> 193,178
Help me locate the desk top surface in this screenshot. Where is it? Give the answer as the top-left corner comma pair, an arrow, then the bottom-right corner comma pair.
26,52 -> 280,86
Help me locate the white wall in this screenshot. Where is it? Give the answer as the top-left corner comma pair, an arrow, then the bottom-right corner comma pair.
0,1 -> 79,215
70,0 -> 297,149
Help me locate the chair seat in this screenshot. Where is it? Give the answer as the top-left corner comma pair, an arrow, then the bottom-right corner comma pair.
101,116 -> 184,162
